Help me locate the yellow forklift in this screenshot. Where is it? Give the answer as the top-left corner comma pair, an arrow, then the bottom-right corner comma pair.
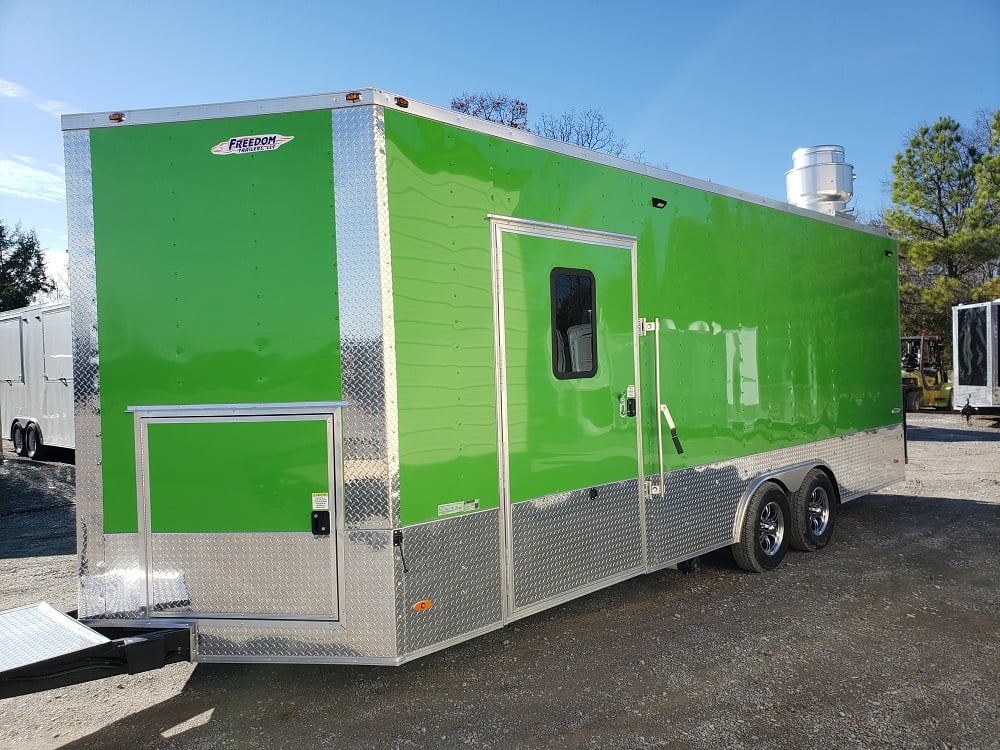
901,336 -> 953,412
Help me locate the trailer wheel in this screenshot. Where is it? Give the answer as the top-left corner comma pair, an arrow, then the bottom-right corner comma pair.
789,469 -> 837,552
11,423 -> 28,457
25,424 -> 44,460
732,482 -> 790,573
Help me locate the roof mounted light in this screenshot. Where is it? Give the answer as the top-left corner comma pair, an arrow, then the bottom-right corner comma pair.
394,97 -> 409,108
109,112 -> 125,123
345,92 -> 362,102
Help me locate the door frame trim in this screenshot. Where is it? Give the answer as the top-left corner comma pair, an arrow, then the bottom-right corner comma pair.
488,215 -> 644,622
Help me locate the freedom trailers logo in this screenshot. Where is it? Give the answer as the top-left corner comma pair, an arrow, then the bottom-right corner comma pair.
211,134 -> 294,155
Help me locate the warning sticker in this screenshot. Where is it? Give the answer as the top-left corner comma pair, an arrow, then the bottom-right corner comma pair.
437,499 -> 480,516
312,493 -> 330,511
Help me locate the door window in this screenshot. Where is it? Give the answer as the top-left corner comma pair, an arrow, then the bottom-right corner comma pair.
551,268 -> 597,379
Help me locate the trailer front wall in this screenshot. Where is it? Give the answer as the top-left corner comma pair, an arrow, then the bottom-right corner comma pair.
88,110 -> 342,534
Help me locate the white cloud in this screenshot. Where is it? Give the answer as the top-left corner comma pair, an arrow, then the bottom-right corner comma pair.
0,79 -> 30,98
0,154 -> 65,203
36,98 -> 74,116
0,78 -> 75,117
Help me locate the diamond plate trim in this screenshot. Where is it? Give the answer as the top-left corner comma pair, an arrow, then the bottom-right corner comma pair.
65,129 -> 117,618
646,424 -> 904,566
148,533 -> 336,618
195,529 -> 398,659
398,510 -> 502,655
333,105 -> 399,530
511,478 -> 643,610
78,533 -> 144,618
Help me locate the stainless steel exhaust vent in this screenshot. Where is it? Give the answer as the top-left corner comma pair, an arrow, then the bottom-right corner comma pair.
785,145 -> 855,219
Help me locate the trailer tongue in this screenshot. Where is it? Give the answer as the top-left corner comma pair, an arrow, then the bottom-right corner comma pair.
0,603 -> 190,699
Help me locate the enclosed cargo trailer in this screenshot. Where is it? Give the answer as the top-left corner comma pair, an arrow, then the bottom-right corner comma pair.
0,301 -> 74,458
953,299 -> 1000,410
2,89 -> 903,689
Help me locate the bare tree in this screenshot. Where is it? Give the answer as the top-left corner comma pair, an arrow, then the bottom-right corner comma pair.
450,92 -> 529,130
535,109 -> 627,157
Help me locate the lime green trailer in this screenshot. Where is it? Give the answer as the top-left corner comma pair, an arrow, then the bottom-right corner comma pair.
56,89 -> 902,665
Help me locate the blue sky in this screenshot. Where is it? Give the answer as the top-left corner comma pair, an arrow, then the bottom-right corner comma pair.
1,0 -> 997,261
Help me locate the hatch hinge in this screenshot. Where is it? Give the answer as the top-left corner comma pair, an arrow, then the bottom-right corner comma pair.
643,480 -> 662,497
637,318 -> 657,337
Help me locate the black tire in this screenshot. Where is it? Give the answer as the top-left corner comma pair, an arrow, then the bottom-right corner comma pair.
25,423 -> 44,460
789,469 -> 837,552
11,423 -> 27,457
732,482 -> 790,573
904,390 -> 920,413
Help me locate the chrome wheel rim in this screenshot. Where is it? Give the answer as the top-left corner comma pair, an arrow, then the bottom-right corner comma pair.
807,487 -> 830,537
758,500 -> 785,556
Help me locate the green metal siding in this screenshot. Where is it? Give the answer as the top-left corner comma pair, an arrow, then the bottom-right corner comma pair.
384,108 -> 899,526
90,111 -> 340,533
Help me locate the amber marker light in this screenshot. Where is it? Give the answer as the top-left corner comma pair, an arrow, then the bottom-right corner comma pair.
109,112 -> 125,122
345,92 -> 362,102
394,97 -> 409,108
412,600 -> 433,612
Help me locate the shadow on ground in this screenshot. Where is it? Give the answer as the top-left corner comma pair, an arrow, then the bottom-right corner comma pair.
0,447 -> 76,559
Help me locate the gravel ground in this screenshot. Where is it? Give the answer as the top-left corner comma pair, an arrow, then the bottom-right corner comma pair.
1,411 -> 998,750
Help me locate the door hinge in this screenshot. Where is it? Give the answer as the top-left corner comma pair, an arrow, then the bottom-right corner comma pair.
637,318 -> 657,337
643,480 -> 662,497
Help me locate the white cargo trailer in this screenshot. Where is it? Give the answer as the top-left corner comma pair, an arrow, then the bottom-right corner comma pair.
0,301 -> 75,458
953,300 -> 1000,411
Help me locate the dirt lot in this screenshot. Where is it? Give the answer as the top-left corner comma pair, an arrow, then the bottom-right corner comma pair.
1,412 -> 998,750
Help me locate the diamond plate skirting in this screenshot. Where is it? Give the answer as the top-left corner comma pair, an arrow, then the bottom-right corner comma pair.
398,510 -> 503,655
333,105 -> 400,531
511,478 -> 643,611
147,533 -> 337,618
646,424 -> 904,566
196,529 -> 399,661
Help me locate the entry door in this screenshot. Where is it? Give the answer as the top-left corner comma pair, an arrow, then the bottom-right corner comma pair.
492,217 -> 643,618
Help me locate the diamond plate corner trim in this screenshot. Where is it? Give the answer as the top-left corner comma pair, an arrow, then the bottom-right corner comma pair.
645,424 -> 904,567
398,510 -> 503,656
333,104 -> 400,531
511,477 -> 643,611
65,128 -> 111,617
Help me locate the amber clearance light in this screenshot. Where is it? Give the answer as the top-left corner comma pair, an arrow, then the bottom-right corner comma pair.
412,600 -> 433,612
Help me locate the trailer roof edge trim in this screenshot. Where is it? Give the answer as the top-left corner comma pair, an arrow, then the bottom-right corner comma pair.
61,87 -> 888,238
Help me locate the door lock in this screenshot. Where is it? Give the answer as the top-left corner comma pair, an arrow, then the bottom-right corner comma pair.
619,390 -> 637,418
619,385 -> 637,418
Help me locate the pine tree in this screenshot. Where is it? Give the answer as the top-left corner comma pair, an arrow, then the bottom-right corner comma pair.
0,220 -> 55,311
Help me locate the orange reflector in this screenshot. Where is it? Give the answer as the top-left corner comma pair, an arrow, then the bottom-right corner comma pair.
395,96 -> 409,108
345,92 -> 362,102
412,600 -> 433,612
109,112 -> 125,122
